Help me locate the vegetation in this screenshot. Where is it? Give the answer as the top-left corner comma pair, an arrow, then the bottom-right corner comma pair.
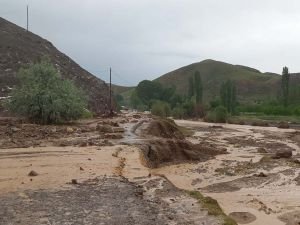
151,101 -> 171,118
281,66 -> 290,107
121,60 -> 299,123
6,59 -> 87,124
220,80 -> 237,115
205,106 -> 228,123
187,190 -> 237,225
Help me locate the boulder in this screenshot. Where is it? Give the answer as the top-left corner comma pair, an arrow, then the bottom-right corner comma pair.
277,122 -> 290,129
96,124 -> 113,133
28,170 -> 38,176
113,127 -> 125,133
273,150 -> 293,159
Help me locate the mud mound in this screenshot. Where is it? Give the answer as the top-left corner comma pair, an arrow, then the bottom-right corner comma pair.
143,119 -> 185,139
0,119 -> 114,149
201,173 -> 280,193
139,139 -> 227,168
0,17 -> 111,115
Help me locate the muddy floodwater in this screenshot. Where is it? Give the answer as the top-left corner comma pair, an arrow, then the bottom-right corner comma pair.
152,120 -> 300,225
0,116 -> 299,225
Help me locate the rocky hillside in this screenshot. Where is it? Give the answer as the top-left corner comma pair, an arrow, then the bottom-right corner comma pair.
155,59 -> 283,103
0,17 -> 111,115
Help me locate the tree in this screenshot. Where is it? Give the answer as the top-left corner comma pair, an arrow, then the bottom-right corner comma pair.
151,101 -> 171,118
220,80 -> 237,114
194,71 -> 203,104
7,59 -> 87,124
136,80 -> 163,106
188,76 -> 194,98
281,66 -> 290,107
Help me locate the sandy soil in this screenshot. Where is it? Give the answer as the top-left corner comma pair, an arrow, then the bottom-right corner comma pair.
1,115 -> 299,225
151,120 -> 300,225
0,115 -> 222,225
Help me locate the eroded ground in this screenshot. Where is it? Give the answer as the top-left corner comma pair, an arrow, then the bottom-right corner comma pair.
0,115 -> 222,225
0,115 -> 299,225
153,120 -> 300,225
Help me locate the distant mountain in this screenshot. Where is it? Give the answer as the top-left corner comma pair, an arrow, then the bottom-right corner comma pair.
0,17 -> 111,114
112,84 -> 133,95
155,59 -> 283,103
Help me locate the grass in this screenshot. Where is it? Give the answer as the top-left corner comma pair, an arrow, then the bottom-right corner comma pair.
229,114 -> 300,124
187,190 -> 237,225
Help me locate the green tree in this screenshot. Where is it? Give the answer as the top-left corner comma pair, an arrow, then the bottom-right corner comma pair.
220,80 -> 237,114
7,59 -> 87,124
188,76 -> 194,98
136,80 -> 163,106
194,71 -> 203,104
151,101 -> 171,118
281,66 -> 290,107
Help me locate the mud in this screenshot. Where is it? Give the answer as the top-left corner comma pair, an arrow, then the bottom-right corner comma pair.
0,114 -> 225,225
152,120 -> 300,225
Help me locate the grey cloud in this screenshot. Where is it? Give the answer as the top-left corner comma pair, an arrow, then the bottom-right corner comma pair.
1,0 -> 300,85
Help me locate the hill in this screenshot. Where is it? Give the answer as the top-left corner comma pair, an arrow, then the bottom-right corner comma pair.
0,17 -> 110,115
155,59 -> 282,103
112,84 -> 133,95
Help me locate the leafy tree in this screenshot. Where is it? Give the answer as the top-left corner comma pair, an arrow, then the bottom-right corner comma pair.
136,80 -> 162,106
214,106 -> 227,123
281,66 -> 290,107
220,80 -> 237,115
151,101 -> 171,118
194,71 -> 203,104
188,76 -> 194,98
130,90 -> 144,109
7,59 -> 87,124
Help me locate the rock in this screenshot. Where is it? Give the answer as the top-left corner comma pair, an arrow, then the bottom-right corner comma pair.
71,179 -> 78,184
293,158 -> 300,164
257,147 -> 267,153
255,172 -> 267,177
273,150 -> 293,159
210,125 -> 223,129
277,121 -> 290,129
109,121 -> 119,127
66,127 -> 74,133
130,119 -> 139,123
113,127 -> 125,133
229,212 -> 256,224
96,124 -> 113,133
28,170 -> 38,176
104,133 -> 123,139
11,127 -> 21,132
132,114 -> 142,119
79,142 -> 88,147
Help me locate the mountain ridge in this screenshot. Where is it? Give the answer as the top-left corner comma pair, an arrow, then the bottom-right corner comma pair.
0,17 -> 111,114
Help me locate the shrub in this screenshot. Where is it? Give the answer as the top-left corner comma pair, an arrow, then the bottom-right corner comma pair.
151,101 -> 171,118
6,59 -> 87,124
204,106 -> 228,123
172,106 -> 185,119
214,106 -> 228,123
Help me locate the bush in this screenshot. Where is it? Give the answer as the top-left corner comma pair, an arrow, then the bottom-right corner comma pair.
204,106 -> 227,123
215,106 -> 227,123
6,59 -> 87,124
151,101 -> 171,118
172,106 -> 185,119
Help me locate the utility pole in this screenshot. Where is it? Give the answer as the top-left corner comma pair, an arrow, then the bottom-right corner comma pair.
109,67 -> 112,116
26,5 -> 29,31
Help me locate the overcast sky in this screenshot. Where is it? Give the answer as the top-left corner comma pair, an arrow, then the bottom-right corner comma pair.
1,0 -> 300,86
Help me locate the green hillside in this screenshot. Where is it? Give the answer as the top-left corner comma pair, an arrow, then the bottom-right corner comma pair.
154,59 -> 281,104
